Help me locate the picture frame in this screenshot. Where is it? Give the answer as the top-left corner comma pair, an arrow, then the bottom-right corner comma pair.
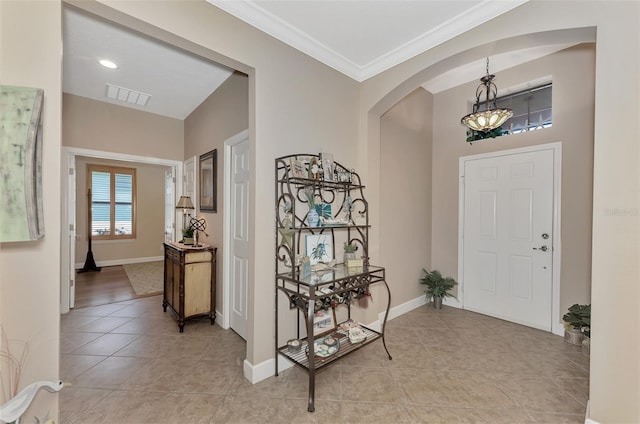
199,149 -> 217,212
305,234 -> 333,265
313,308 -> 337,337
290,157 -> 306,178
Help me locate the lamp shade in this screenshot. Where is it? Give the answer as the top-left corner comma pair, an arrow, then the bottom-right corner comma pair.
176,196 -> 194,209
461,58 -> 512,133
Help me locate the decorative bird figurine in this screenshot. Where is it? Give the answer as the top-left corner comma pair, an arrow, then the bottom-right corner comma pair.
0,380 -> 64,424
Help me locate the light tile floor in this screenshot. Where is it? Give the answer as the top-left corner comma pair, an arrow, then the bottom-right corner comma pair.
60,296 -> 589,423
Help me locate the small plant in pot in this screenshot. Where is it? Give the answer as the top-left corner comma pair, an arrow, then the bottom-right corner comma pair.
418,269 -> 457,309
562,303 -> 590,347
343,242 -> 358,263
182,226 -> 194,245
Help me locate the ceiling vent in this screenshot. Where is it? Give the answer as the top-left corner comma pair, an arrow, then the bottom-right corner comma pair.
105,83 -> 151,106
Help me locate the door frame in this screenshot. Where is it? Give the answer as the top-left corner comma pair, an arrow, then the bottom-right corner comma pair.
458,142 -> 563,335
60,146 -> 182,313
222,129 -> 250,330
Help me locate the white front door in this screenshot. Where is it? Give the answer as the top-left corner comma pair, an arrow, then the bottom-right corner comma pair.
226,133 -> 250,339
462,147 -> 556,330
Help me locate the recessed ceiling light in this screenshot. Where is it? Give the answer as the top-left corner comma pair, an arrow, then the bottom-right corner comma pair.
99,59 -> 118,69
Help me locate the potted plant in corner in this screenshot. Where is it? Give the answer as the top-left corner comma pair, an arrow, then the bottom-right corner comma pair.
562,303 -> 590,348
418,269 -> 457,309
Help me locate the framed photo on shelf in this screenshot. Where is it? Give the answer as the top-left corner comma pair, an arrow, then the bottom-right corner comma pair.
290,158 -> 306,178
199,149 -> 217,212
313,308 -> 336,337
305,234 -> 333,265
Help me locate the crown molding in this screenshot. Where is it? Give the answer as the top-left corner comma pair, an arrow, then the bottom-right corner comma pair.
209,0 -> 528,82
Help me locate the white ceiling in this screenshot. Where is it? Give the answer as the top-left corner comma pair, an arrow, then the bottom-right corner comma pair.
63,0 -> 576,120
209,0 -> 529,82
63,8 -> 234,120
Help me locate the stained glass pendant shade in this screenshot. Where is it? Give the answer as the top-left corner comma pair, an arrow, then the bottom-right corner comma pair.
461,58 -> 513,132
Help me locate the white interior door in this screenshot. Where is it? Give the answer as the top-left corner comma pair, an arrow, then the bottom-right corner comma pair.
462,148 -> 555,330
227,134 -> 249,339
164,168 -> 175,242
184,156 -> 197,209
183,156 -> 197,231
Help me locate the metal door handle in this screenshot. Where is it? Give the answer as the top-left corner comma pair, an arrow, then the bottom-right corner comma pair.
533,245 -> 548,252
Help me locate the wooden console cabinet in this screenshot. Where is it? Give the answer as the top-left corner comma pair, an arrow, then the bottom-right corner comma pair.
163,242 -> 216,332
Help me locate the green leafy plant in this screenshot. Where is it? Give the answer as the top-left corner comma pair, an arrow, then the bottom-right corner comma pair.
563,303 -> 591,337
303,186 -> 316,209
344,242 -> 358,253
182,226 -> 194,238
466,126 -> 509,144
418,269 -> 458,300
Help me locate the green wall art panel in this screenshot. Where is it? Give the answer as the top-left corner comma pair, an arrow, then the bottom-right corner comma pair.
0,85 -> 45,242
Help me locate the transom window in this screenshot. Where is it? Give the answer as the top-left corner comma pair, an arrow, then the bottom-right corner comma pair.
88,165 -> 136,240
497,83 -> 552,134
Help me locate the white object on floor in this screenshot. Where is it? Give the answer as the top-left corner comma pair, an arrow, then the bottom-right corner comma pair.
0,380 -> 64,424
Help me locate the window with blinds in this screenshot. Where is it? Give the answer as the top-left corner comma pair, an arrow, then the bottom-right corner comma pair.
88,165 -> 136,239
496,83 -> 552,134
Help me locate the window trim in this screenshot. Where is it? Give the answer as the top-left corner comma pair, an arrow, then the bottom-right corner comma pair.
87,164 -> 137,240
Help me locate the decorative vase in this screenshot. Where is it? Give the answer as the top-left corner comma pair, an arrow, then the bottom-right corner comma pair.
564,327 -> 584,345
307,208 -> 320,227
582,336 -> 590,358
183,237 -> 194,245
433,297 -> 443,309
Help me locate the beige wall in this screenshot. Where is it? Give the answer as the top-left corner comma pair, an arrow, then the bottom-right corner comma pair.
380,88 -> 433,308
184,71 -> 249,313
82,0 -> 361,369
0,0 -> 62,419
74,157 -> 168,264
431,44 -> 595,315
63,93 -> 184,160
2,1 -> 637,422
359,1 -> 639,421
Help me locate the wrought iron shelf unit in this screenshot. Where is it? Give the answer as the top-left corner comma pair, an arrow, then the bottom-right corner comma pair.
274,154 -> 392,413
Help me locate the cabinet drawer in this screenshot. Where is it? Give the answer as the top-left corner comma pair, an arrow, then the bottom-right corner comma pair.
166,248 -> 180,262
185,251 -> 212,263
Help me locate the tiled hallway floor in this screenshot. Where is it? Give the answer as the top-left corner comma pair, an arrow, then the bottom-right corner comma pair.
60,296 -> 588,423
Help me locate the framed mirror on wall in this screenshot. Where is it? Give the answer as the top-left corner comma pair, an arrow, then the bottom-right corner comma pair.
199,149 -> 217,212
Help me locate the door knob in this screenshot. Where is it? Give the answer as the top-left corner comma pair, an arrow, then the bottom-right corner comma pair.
533,245 -> 548,252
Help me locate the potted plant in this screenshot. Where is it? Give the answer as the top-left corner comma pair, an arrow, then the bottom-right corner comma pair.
562,303 -> 590,346
182,226 -> 194,245
343,242 -> 358,263
418,269 -> 457,309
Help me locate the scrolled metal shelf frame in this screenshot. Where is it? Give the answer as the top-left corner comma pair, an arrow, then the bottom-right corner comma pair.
274,154 -> 392,413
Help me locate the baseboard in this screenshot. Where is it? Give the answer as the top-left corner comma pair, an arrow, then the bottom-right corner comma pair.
215,310 -> 226,329
243,356 -> 293,384
75,256 -> 163,269
376,294 -> 463,326
248,295 -> 461,385
584,400 -> 599,424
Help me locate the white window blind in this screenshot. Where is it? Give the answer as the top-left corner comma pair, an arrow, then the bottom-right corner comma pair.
89,165 -> 136,239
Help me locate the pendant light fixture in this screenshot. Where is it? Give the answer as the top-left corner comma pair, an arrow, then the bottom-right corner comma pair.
461,57 -> 513,132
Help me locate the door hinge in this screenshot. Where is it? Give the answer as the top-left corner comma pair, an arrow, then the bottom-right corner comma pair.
69,168 -> 74,175
70,279 -> 74,287
69,224 -> 74,231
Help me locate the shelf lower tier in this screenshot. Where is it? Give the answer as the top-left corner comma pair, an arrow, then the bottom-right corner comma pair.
277,324 -> 381,370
